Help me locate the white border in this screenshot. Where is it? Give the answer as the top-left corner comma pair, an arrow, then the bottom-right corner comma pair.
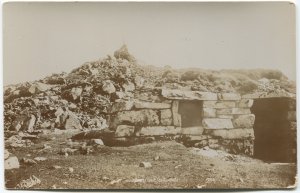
0,1 -> 298,193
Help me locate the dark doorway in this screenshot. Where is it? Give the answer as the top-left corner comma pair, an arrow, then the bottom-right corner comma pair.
251,98 -> 296,162
178,100 -> 203,127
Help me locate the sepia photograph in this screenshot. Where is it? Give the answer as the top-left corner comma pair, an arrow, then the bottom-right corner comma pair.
2,1 -> 297,190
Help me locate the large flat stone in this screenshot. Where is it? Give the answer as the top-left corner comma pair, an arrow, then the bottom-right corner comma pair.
202,108 -> 216,118
217,108 -> 251,115
202,118 -> 234,129
218,93 -> 241,100
203,101 -> 236,109
111,110 -> 159,128
134,101 -> 171,109
110,100 -> 134,113
162,89 -> 217,100
206,128 -> 254,139
160,109 -> 173,126
232,114 -> 255,128
138,126 -> 180,136
181,126 -> 204,135
115,125 -> 135,137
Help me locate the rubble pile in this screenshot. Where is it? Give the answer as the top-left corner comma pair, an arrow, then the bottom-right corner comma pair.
4,45 -> 296,159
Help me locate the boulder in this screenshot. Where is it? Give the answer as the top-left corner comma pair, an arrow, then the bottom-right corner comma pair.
111,110 -> 159,128
102,80 -> 116,94
122,81 -> 135,92
160,109 -> 173,126
5,155 -> 20,170
233,114 -> 255,128
138,126 -> 180,136
115,125 -> 135,137
202,118 -> 234,129
206,128 -> 254,139
134,76 -> 145,88
110,100 -> 134,113
64,112 -> 83,130
134,101 -> 171,109
89,139 -> 104,145
70,87 -> 83,100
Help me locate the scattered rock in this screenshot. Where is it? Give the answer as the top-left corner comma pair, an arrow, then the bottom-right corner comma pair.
5,155 -> 20,170
68,167 -> 74,173
21,158 -> 37,165
34,157 -> 47,162
50,165 -> 62,170
16,175 -> 41,189
102,80 -> 116,94
139,162 -> 152,168
89,139 -> 104,145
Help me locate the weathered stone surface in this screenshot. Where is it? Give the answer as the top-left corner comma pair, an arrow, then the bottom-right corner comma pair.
64,112 -> 83,130
89,139 -> 104,145
26,115 -> 36,133
5,150 -> 10,160
218,93 -> 241,100
233,114 -> 255,128
202,118 -> 234,129
171,100 -> 181,127
287,111 -> 296,121
110,100 -> 134,113
138,126 -> 180,136
102,80 -> 116,94
242,92 -> 296,99
70,87 -> 83,100
5,156 -> 20,170
28,82 -> 51,94
203,101 -> 236,109
207,128 -> 254,139
122,81 -> 135,92
112,110 -> 159,128
160,109 -> 173,126
217,115 -> 234,119
162,89 -> 217,100
217,108 -> 251,115
9,114 -> 36,132
238,99 -> 254,108
202,108 -> 216,118
134,101 -> 171,109
181,126 -> 204,135
134,76 -> 145,88
115,125 -> 135,137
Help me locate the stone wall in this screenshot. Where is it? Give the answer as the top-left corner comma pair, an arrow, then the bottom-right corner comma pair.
107,89 -> 296,158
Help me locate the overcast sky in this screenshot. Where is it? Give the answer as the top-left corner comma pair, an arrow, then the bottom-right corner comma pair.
3,2 -> 296,85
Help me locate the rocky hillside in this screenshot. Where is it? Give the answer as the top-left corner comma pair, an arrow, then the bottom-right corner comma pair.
4,45 -> 296,135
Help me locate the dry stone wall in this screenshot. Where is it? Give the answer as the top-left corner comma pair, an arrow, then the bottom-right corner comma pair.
108,89 -> 258,156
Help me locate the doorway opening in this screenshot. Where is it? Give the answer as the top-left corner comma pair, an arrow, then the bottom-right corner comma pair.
178,100 -> 203,127
251,98 -> 295,162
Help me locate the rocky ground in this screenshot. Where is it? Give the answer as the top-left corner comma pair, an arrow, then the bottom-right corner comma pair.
4,45 -> 297,189
5,130 -> 296,189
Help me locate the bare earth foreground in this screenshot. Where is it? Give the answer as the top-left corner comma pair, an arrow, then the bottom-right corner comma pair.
5,130 -> 296,190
